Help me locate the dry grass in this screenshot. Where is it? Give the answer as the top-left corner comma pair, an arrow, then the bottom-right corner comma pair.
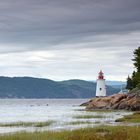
0,126 -> 140,140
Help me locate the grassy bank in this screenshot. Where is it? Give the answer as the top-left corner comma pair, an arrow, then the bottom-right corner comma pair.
115,112 -> 140,123
65,121 -> 92,125
73,115 -> 104,119
0,120 -> 54,127
0,126 -> 140,140
75,109 -> 117,112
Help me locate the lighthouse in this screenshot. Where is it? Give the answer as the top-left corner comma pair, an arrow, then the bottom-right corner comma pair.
96,70 -> 106,97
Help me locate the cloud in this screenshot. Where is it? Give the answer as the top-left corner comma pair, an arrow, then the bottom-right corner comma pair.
0,0 -> 139,80
0,0 -> 140,46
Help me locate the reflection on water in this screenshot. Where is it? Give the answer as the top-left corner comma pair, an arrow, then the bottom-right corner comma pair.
0,99 -> 133,134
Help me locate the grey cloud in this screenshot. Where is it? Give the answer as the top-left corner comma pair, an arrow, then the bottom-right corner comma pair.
0,0 -> 139,80
0,0 -> 140,49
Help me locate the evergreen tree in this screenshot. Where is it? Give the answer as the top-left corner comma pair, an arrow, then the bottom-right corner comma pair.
133,47 -> 140,72
135,72 -> 140,87
132,71 -> 138,88
126,76 -> 133,90
126,47 -> 140,90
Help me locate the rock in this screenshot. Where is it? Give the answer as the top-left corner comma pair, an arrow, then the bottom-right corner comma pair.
81,88 -> 140,111
80,99 -> 93,106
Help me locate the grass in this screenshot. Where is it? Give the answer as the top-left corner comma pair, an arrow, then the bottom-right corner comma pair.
115,112 -> 140,123
0,120 -> 54,127
85,109 -> 117,113
75,109 -> 117,113
0,126 -> 140,140
73,115 -> 105,119
65,121 -> 92,125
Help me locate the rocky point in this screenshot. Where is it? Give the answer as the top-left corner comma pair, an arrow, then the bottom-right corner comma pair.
81,88 -> 140,111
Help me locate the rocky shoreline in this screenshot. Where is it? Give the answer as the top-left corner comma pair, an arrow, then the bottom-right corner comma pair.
81,88 -> 140,111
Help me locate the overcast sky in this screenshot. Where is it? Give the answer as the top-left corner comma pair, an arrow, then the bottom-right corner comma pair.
0,0 -> 140,81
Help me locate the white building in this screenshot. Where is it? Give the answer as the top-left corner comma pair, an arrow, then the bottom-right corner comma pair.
96,70 -> 106,97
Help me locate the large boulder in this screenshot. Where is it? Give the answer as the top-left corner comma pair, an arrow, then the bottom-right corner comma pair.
82,88 -> 140,111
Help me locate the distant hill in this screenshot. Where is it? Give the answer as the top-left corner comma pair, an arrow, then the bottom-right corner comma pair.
105,81 -> 126,86
0,77 -> 120,98
91,80 -> 126,90
92,80 -> 126,86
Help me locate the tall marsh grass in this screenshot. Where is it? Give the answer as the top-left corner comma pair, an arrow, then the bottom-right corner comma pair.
73,115 -> 105,119
0,120 -> 54,127
115,112 -> 140,123
0,126 -> 140,140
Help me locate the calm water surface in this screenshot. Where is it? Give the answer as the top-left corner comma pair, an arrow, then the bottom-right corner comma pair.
0,99 -> 133,134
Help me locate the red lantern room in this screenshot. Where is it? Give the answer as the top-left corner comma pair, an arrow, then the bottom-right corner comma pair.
98,70 -> 104,80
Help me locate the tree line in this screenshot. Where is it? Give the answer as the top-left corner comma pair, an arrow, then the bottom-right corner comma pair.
126,47 -> 140,90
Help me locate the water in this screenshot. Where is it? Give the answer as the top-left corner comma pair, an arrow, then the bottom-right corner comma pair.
0,99 -> 133,134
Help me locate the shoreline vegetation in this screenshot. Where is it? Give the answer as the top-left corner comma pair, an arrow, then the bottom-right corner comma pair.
0,125 -> 140,140
73,115 -> 105,119
0,120 -> 54,127
0,111 -> 140,140
115,111 -> 140,123
75,109 -> 117,112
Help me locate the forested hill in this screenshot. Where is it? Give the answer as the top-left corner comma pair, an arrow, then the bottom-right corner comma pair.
0,77 -> 120,98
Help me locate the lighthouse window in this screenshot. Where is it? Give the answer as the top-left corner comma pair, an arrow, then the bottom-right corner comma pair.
100,88 -> 102,91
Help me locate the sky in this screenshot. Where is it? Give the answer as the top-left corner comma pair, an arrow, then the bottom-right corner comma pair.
0,0 -> 140,81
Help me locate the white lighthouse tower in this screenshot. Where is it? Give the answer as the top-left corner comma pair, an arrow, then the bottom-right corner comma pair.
96,70 -> 106,97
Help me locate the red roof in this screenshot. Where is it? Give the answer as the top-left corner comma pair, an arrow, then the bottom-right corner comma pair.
98,70 -> 104,79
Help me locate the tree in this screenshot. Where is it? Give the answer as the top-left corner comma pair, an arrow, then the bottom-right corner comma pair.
126,47 -> 140,90
133,47 -> 140,72
132,71 -> 138,88
126,76 -> 133,90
